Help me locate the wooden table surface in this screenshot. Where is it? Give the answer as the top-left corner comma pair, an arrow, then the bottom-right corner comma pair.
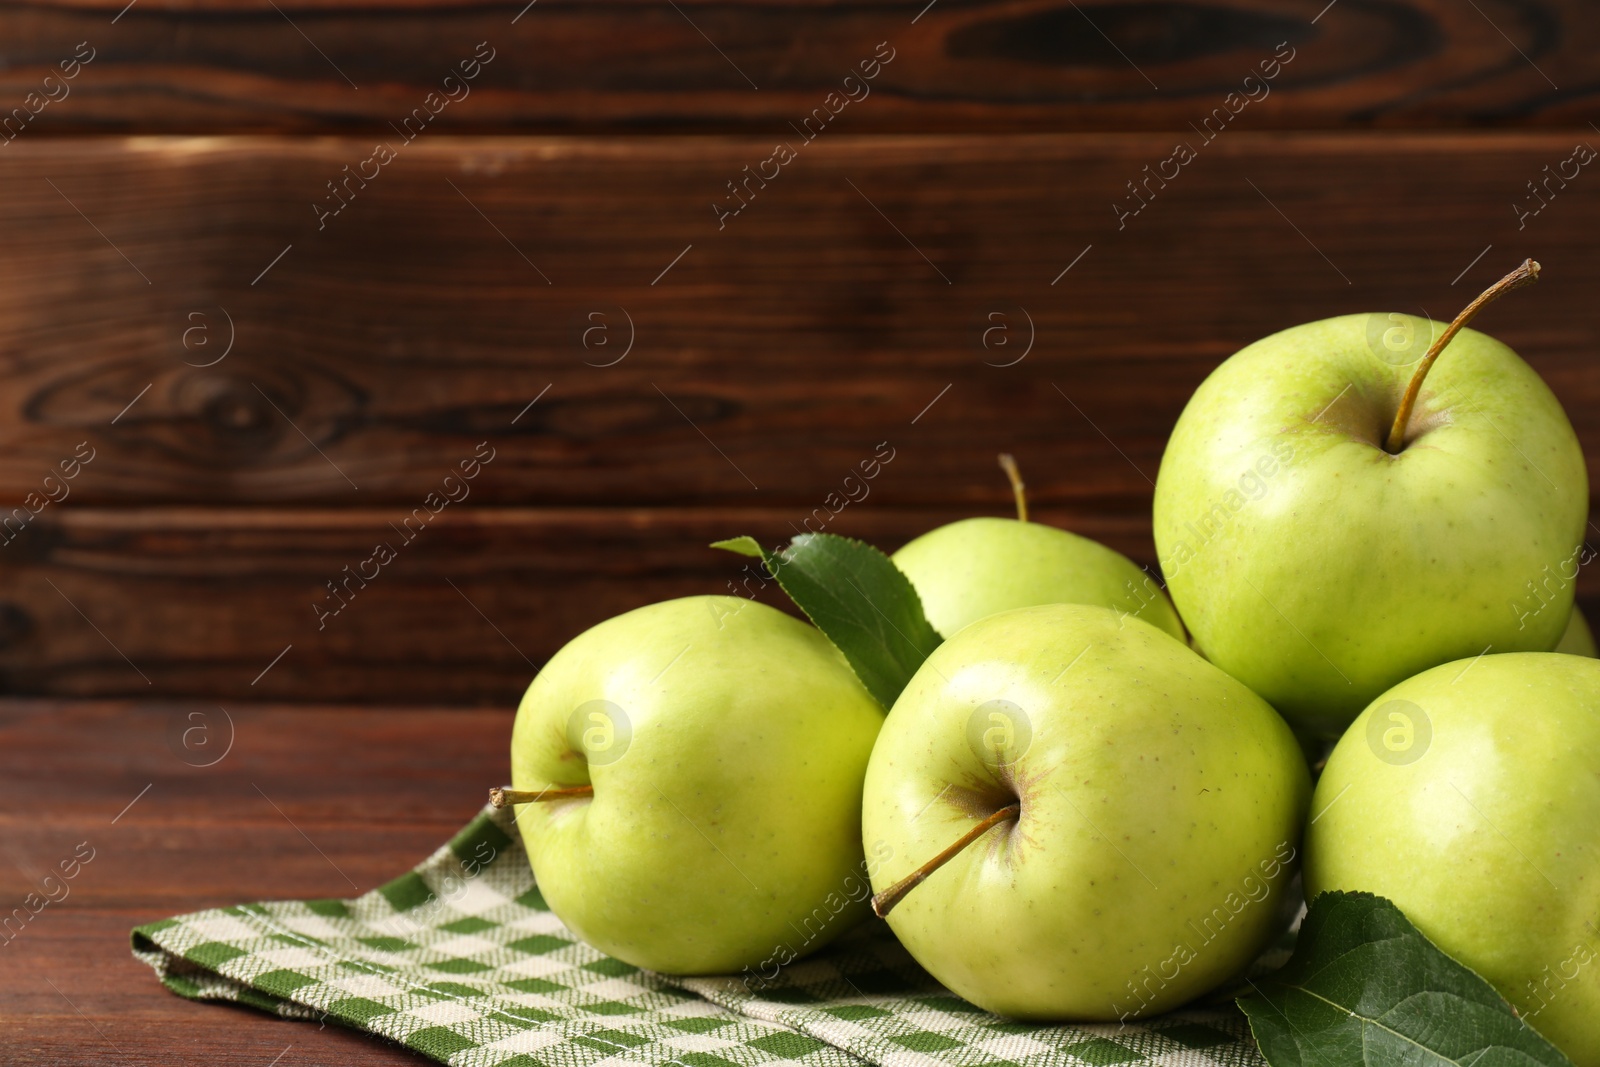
0,699 -> 512,1066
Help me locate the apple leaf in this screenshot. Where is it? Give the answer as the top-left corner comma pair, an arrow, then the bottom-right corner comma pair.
1238,891 -> 1573,1067
710,536 -> 765,559
712,533 -> 940,709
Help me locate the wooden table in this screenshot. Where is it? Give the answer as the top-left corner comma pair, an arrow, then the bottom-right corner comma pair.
0,700 -> 511,1066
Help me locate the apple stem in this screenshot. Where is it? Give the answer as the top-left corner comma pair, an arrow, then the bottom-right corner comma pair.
1383,258 -> 1541,454
489,785 -> 594,807
998,454 -> 1028,523
871,802 -> 1020,918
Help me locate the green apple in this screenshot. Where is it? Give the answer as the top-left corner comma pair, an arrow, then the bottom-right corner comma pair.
892,457 -> 1183,641
893,518 -> 1183,642
508,596 -> 884,975
1306,653 -> 1600,1065
862,603 -> 1309,1020
1558,608 -> 1597,656
1154,263 -> 1585,739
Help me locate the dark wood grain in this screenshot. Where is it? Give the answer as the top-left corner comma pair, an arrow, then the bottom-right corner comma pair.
0,505 -> 1163,706
0,699 -> 507,1066
0,0 -> 1594,134
1,134 -> 1598,509
3,132 -> 1599,702
3,504 -> 1598,706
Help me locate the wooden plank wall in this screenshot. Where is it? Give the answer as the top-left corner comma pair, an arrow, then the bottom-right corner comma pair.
0,0 -> 1595,131
0,1 -> 1596,706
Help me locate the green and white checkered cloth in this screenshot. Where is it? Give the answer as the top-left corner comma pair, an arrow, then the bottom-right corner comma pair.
132,805 -> 1267,1067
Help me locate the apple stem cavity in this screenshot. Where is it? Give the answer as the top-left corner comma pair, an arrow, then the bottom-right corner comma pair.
1384,258 -> 1541,454
998,454 -> 1028,523
871,802 -> 1021,918
489,785 -> 594,807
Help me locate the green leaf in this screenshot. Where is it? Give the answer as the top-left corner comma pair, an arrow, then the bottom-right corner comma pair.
709,536 -> 764,559
1238,891 -> 1573,1067
712,533 -> 941,709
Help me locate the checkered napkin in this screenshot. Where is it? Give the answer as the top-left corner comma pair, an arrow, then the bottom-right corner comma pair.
131,805 -> 1266,1067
